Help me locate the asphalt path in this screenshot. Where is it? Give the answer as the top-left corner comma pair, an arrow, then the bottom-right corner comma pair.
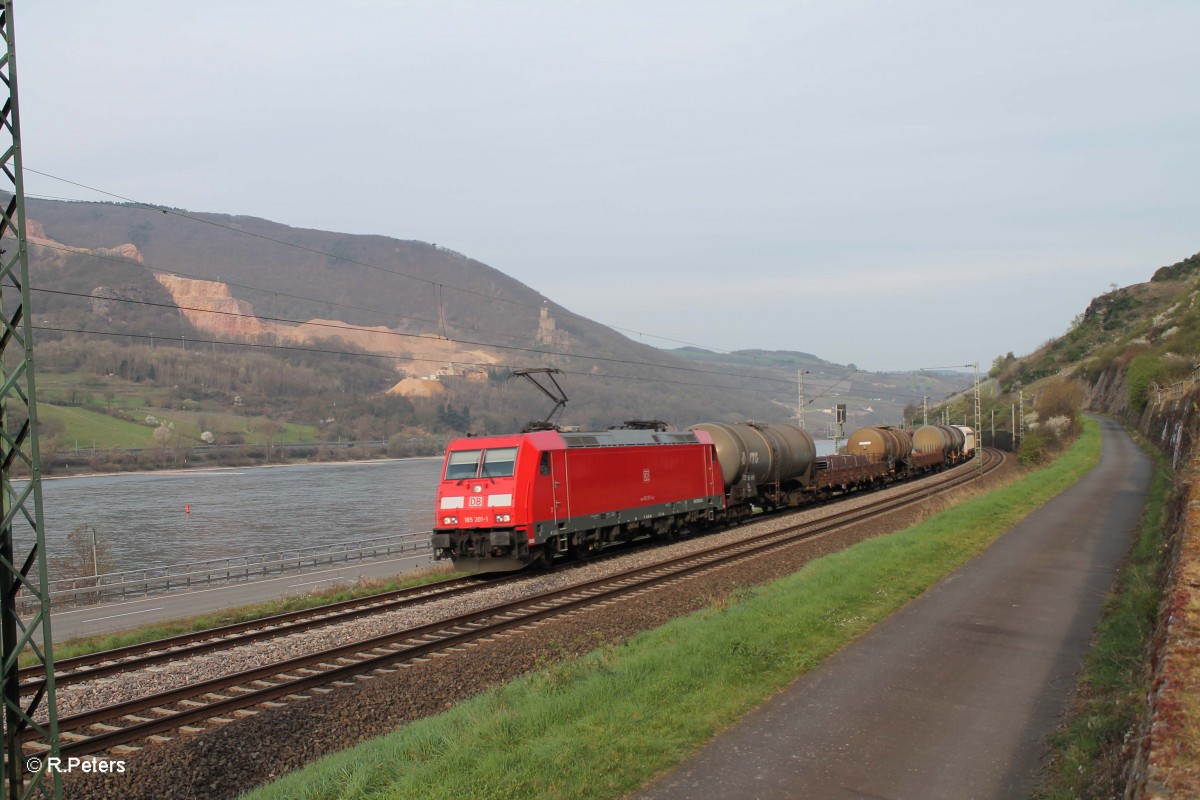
638,416 -> 1151,800
40,551 -> 436,642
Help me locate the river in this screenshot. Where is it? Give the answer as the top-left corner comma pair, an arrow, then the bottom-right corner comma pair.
27,458 -> 443,574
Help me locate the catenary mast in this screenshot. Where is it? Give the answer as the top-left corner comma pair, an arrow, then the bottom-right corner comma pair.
0,3 -> 62,798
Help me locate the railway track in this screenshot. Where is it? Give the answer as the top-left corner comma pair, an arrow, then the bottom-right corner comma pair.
24,449 -> 1003,760
20,573 -> 497,690
23,535 -> 670,691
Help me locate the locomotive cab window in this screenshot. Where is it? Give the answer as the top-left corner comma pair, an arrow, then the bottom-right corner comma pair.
444,450 -> 482,480
481,447 -> 518,478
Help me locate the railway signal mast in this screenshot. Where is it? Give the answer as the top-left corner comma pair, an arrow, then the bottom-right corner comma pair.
796,369 -> 809,430
0,4 -> 61,798
972,362 -> 983,477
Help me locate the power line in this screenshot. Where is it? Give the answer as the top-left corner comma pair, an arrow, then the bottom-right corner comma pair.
30,324 -> 793,401
15,181 -> 968,403
30,296 -> 951,406
19,248 -> 955,403
20,238 -> 537,347
28,286 -> 805,387
14,234 -> 790,386
21,175 -> 740,353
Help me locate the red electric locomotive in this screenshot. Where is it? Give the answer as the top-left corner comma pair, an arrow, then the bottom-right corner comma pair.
432,427 -> 726,572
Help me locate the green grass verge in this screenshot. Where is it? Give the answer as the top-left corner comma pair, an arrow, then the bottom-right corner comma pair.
244,419 -> 1103,800
1033,433 -> 1172,799
39,402 -> 324,451
33,569 -> 454,667
39,404 -> 156,450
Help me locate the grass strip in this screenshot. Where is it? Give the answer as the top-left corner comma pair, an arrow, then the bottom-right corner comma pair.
245,418 -> 1102,800
1033,433 -> 1172,798
30,568 -> 453,667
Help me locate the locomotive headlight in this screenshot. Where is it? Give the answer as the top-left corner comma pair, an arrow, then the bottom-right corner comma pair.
496,514 -> 511,523
442,516 -> 458,525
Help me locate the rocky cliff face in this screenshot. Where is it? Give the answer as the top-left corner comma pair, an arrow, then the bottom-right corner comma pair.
150,273 -> 500,397
153,274 -> 273,339
1101,371 -> 1200,798
27,219 -> 143,264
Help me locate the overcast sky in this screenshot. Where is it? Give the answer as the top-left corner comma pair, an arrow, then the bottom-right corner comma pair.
14,2 -> 1200,371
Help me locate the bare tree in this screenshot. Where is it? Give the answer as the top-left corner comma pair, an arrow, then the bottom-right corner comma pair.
49,524 -> 116,588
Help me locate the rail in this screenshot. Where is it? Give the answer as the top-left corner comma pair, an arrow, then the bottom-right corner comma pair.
23,531 -> 433,610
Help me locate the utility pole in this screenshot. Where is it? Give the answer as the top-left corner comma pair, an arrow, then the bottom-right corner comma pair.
922,395 -> 928,427
0,3 -> 61,798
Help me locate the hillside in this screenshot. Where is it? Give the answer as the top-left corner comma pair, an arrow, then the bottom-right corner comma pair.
994,250 -> 1200,416
17,198 -> 966,457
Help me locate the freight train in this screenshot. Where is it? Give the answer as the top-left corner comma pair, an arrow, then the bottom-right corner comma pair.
432,422 -> 975,572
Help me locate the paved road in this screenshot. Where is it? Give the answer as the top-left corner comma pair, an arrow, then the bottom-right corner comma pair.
41,552 -> 437,642
639,416 -> 1151,800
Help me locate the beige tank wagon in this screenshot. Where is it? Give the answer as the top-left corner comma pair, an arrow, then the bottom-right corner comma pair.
844,426 -> 913,464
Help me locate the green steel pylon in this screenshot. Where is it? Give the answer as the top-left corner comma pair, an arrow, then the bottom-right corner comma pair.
0,3 -> 61,799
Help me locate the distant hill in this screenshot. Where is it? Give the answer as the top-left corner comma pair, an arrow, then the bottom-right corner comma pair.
990,248 -> 1200,415
20,198 -> 965,441
665,347 -> 973,434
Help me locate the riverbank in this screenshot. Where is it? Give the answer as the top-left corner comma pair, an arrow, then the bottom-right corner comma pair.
36,453 -> 441,482
36,439 -> 443,479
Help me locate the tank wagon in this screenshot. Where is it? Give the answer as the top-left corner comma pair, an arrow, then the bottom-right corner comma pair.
911,425 -> 963,468
844,426 -> 913,466
433,420 -> 976,572
688,422 -> 816,506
